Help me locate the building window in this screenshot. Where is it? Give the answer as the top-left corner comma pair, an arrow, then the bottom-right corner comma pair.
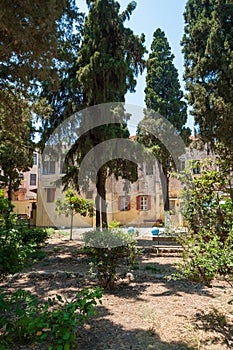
146,163 -> 154,175
46,188 -> 56,203
60,160 -> 66,174
86,190 -> 93,199
169,200 -> 176,214
192,160 -> 201,175
119,196 -> 130,211
33,153 -> 38,166
30,174 -> 37,186
42,161 -> 55,174
136,195 -> 151,211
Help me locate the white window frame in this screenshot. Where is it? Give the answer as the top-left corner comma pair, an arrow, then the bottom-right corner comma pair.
119,196 -> 130,211
140,196 -> 148,211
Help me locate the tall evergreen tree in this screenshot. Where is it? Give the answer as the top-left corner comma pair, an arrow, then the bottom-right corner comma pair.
39,10 -> 84,145
0,0 -> 82,194
64,0 -> 146,228
182,0 -> 233,156
0,0 -> 80,99
137,28 -> 190,211
0,94 -> 36,203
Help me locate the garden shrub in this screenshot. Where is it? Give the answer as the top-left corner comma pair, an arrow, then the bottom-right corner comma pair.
108,220 -> 120,229
83,228 -> 141,289
0,227 -> 35,278
177,158 -> 233,285
0,224 -> 49,279
20,226 -> 49,246
0,189 -> 50,278
0,288 -> 102,349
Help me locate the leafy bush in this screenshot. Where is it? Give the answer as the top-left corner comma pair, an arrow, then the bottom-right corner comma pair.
0,225 -> 49,279
83,229 -> 141,289
0,190 -> 50,278
177,158 -> 233,285
108,220 -> 120,229
0,227 -> 34,278
0,288 -> 102,349
21,226 -> 49,246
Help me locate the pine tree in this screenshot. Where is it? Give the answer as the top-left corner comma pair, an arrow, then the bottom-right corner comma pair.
182,0 -> 233,156
137,28 -> 190,211
63,0 -> 146,228
0,93 -> 35,203
0,0 -> 80,97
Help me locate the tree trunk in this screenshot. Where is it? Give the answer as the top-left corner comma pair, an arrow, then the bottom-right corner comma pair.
96,167 -> 108,229
158,165 -> 170,212
95,193 -> 101,229
7,175 -> 13,203
101,186 -> 108,229
6,176 -> 13,229
164,172 -> 170,212
70,211 -> 74,240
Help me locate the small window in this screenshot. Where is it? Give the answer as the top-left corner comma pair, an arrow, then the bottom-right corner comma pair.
136,195 -> 151,211
146,163 -> 154,175
46,188 -> 56,203
140,196 -> 148,210
60,160 -> 66,174
42,161 -> 55,174
86,190 -> 93,199
30,174 -> 37,186
169,200 -> 176,214
119,196 -> 130,211
33,153 -> 38,166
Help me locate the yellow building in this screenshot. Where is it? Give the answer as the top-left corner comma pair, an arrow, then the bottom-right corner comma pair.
35,140 -> 210,229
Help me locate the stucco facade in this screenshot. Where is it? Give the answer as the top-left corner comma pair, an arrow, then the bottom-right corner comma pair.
34,141 -> 211,228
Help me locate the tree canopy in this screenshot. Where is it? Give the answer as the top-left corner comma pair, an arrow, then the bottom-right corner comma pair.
0,0 -> 80,97
137,28 -> 190,211
77,0 -> 145,106
182,0 -> 233,155
0,0 -> 83,200
63,0 -> 146,228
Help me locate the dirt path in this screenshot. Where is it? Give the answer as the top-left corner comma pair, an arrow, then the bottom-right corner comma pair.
1,233 -> 233,349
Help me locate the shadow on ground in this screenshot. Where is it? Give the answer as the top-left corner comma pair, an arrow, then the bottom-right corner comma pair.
193,307 -> 233,348
1,237 -> 215,302
76,304 -> 195,350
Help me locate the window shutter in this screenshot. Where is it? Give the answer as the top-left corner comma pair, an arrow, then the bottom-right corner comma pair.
136,196 -> 140,210
147,196 -> 151,210
127,196 -> 131,210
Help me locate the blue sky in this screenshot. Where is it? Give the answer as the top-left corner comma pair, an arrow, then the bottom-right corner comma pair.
77,0 -> 194,131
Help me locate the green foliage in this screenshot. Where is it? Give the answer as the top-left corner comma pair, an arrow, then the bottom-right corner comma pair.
0,227 -> 34,278
177,158 -> 233,285
137,28 -> 190,211
83,228 -> 141,289
56,189 -> 94,240
56,189 -> 94,218
0,225 -> 49,278
77,0 -> 145,106
21,226 -> 49,246
63,0 -> 146,228
182,0 -> 233,155
0,190 -> 11,226
144,28 -> 188,130
0,197 -> 49,278
0,288 -> 102,349
0,0 -> 80,97
108,220 -> 120,229
0,95 -> 51,204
